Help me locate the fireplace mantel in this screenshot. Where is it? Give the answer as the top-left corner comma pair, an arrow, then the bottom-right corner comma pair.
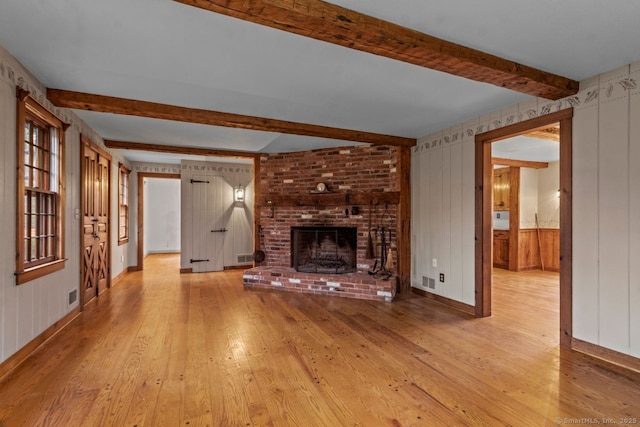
259,191 -> 400,208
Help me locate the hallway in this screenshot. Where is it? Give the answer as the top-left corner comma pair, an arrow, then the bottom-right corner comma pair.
0,254 -> 638,426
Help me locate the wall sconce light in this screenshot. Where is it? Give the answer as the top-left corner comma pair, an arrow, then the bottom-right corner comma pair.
235,185 -> 245,203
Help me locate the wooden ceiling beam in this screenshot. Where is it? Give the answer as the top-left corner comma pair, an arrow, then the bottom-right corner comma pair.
174,0 -> 578,100
104,140 -> 259,159
47,89 -> 416,147
524,127 -> 560,142
492,157 -> 549,169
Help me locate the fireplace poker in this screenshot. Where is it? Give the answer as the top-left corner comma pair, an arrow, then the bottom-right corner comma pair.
366,201 -> 375,259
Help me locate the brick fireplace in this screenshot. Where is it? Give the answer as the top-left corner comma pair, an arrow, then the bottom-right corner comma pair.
243,145 -> 400,302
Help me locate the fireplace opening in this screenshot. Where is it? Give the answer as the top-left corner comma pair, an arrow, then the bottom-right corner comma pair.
291,227 -> 357,274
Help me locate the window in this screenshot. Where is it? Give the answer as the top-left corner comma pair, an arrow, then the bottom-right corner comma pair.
118,164 -> 131,244
16,88 -> 67,284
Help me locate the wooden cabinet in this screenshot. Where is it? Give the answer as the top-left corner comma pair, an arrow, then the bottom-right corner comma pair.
493,230 -> 510,269
493,168 -> 510,211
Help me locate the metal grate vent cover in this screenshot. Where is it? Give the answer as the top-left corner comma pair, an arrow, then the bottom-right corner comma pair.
237,254 -> 253,263
422,276 -> 436,289
68,289 -> 78,306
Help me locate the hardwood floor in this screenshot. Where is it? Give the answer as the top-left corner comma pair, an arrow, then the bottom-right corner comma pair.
0,255 -> 638,426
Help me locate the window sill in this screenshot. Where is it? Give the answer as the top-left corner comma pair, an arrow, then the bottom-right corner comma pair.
118,238 -> 129,246
16,259 -> 67,285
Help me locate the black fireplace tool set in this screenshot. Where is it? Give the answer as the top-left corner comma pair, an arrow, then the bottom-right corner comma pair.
367,202 -> 393,280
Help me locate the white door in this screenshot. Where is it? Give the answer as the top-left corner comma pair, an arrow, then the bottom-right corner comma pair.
191,175 -> 225,273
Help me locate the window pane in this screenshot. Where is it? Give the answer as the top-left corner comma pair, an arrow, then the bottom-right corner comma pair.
48,214 -> 54,240
23,212 -> 29,238
43,157 -> 50,191
31,214 -> 37,237
32,142 -> 38,164
24,141 -> 30,165
50,128 -> 58,192
32,146 -> 39,187
47,235 -> 53,257
43,171 -> 50,191
24,166 -> 31,188
40,210 -> 46,236
30,237 -> 36,261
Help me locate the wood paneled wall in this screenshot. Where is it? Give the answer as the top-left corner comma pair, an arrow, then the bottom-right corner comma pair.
572,64 -> 640,356
0,45 -> 132,364
518,229 -> 560,272
412,62 -> 640,359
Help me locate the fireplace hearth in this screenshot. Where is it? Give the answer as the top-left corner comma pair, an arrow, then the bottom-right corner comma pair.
291,226 -> 357,274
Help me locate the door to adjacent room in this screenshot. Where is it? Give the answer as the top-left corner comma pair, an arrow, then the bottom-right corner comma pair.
475,108 -> 573,347
190,174 -> 225,273
81,136 -> 111,306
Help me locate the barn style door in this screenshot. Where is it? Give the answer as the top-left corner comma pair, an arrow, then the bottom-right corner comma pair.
81,137 -> 110,305
190,175 -> 225,273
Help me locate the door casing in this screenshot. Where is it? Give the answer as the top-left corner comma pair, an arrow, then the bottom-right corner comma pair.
474,108 -> 573,348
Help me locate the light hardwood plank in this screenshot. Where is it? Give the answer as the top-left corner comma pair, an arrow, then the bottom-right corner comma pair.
0,254 -> 638,426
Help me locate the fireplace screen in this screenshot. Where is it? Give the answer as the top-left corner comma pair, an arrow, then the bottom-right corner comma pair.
291,227 -> 357,274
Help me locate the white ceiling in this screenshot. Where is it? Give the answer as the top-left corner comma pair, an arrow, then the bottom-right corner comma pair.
1,1 -> 639,164
493,136 -> 559,163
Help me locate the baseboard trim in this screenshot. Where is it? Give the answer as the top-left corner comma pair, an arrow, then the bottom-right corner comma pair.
111,269 -> 129,286
411,287 -> 475,315
180,266 -> 250,273
224,265 -> 251,271
128,266 -> 142,272
0,306 -> 81,382
571,338 -> 640,374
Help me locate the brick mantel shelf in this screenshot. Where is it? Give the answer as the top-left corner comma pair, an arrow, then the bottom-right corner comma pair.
260,191 -> 400,208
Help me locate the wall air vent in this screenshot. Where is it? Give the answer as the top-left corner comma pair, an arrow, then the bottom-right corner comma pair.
68,289 -> 78,307
237,254 -> 254,264
422,276 -> 436,290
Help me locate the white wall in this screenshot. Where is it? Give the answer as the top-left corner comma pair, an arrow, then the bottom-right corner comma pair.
518,163 -> 560,229
519,168 -> 539,229
573,65 -> 639,356
412,62 -> 640,358
0,45 -> 132,364
537,161 -> 560,229
143,178 -> 180,255
412,122 -> 475,305
180,160 -> 254,270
